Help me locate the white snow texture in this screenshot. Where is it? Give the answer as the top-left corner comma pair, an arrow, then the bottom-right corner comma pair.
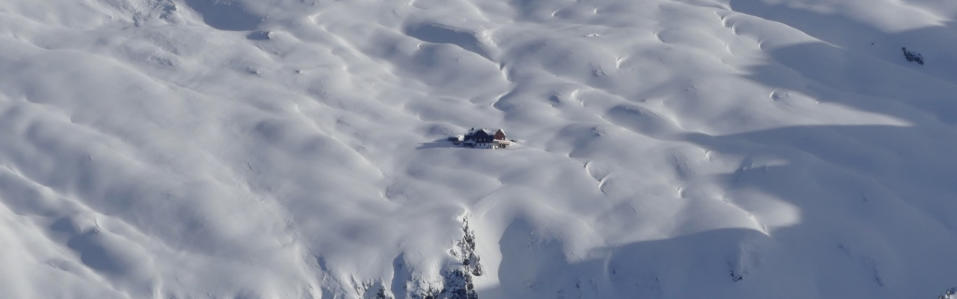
1,0 -> 956,298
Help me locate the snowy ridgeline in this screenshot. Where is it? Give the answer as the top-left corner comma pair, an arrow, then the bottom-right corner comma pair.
1,0 -> 957,298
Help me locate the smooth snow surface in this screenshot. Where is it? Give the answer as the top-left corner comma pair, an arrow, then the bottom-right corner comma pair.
1,0 -> 957,298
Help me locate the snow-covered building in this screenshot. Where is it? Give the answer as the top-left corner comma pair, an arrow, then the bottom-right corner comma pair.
451,128 -> 511,149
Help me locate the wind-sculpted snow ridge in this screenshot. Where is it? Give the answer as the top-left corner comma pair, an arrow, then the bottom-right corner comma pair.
1,0 -> 957,298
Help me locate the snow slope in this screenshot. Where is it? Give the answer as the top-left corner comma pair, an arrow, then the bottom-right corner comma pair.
1,0 -> 956,298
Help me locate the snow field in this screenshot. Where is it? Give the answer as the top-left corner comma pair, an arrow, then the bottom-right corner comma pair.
0,0 -> 956,298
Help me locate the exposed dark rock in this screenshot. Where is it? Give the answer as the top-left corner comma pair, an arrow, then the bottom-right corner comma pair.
902,47 -> 924,65
939,287 -> 957,299
375,287 -> 392,299
729,271 -> 743,282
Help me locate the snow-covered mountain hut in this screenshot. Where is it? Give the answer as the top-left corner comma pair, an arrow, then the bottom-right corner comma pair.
459,128 -> 510,149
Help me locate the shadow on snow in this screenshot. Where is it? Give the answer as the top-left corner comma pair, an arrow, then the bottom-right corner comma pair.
478,7 -> 957,298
